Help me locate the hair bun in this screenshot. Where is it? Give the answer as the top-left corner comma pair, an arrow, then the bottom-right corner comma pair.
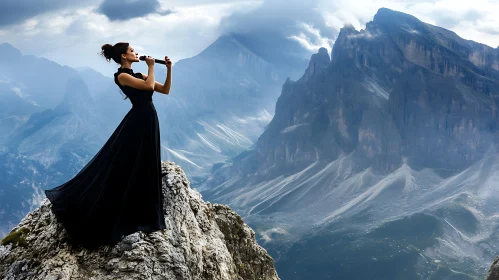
100,44 -> 114,61
100,42 -> 129,65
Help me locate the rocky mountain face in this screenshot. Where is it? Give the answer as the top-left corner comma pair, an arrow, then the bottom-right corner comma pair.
487,257 -> 499,280
199,8 -> 499,279
0,161 -> 279,280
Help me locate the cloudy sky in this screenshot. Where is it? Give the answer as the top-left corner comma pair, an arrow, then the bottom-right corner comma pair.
0,0 -> 498,77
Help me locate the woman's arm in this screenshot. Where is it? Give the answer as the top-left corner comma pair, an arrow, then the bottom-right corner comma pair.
118,60 -> 155,91
118,71 -> 154,91
141,68 -> 171,95
145,64 -> 155,90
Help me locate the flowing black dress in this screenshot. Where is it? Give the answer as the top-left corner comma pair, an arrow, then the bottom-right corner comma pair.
44,66 -> 166,249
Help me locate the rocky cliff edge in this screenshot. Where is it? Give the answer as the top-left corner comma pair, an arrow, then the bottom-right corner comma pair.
0,161 -> 279,280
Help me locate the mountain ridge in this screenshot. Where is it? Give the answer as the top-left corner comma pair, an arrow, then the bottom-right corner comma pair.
199,7 -> 499,279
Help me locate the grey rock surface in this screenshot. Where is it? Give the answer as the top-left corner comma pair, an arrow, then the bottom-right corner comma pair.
487,257 -> 499,280
198,8 -> 499,279
0,161 -> 279,280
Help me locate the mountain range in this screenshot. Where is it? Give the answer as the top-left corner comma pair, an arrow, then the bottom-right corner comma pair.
151,34 -> 307,183
199,8 -> 499,279
2,6 -> 499,279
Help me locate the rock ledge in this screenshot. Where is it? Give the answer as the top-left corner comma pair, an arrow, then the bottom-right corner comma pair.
0,161 -> 280,280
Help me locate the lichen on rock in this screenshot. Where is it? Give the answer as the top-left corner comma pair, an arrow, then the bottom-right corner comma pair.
0,161 -> 280,280
1,227 -> 30,247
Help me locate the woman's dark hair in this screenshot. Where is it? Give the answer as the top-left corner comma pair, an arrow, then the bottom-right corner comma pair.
100,42 -> 129,64
100,42 -> 130,100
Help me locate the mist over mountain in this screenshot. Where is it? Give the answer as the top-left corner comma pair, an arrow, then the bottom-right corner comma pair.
150,33 -> 307,182
199,8 -> 499,279
0,43 -> 80,109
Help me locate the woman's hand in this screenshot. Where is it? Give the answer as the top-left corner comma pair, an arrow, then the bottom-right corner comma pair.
165,56 -> 172,69
145,56 -> 155,67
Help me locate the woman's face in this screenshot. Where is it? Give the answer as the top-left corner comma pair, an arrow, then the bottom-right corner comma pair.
122,46 -> 139,63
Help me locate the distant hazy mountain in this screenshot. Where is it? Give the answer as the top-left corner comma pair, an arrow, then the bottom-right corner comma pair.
0,78 -> 38,144
151,34 -> 308,183
0,43 -> 80,109
199,8 -> 499,279
0,43 -> 132,146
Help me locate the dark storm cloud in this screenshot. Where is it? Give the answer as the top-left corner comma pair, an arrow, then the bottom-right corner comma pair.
96,0 -> 174,21
218,0 -> 334,39
0,0 -> 72,27
216,0 -> 335,67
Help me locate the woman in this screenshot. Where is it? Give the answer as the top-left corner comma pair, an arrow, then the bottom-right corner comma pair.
44,42 -> 172,249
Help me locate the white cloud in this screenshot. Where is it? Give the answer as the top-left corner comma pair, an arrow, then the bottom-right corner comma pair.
288,22 -> 334,52
346,30 -> 379,40
0,0 -> 497,77
0,1 -> 260,76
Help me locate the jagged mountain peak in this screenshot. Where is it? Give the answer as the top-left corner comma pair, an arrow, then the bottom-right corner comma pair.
197,33 -> 258,60
0,161 -> 280,280
317,47 -> 328,55
373,7 -> 422,25
337,23 -> 359,37
173,32 -> 278,83
336,8 -> 425,41
370,7 -> 431,40
301,47 -> 330,80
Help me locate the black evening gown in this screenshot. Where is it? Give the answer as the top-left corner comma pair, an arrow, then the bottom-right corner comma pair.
44,66 -> 166,249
